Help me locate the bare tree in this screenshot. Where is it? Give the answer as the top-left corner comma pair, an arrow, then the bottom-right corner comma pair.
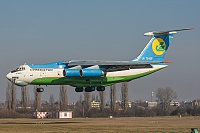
49,94 -> 55,111
78,94 -> 84,117
34,86 -> 41,111
156,87 -> 177,115
79,94 -> 83,104
95,94 -> 99,102
59,85 -> 68,111
91,93 -> 95,101
6,82 -> 11,111
84,92 -> 91,115
121,82 -> 128,112
110,84 -> 116,113
21,86 -> 29,113
10,82 -> 16,111
99,91 -> 105,111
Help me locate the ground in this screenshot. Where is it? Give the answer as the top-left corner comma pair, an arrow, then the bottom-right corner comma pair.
0,117 -> 199,133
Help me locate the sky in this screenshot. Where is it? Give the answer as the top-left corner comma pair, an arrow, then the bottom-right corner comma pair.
0,0 -> 200,103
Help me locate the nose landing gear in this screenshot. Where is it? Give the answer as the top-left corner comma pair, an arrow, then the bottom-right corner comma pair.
36,87 -> 44,92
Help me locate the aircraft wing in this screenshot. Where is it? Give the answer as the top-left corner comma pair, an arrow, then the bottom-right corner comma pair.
67,60 -> 161,66
65,60 -> 160,72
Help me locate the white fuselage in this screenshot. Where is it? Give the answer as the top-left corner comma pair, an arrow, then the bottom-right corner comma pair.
6,64 -> 167,87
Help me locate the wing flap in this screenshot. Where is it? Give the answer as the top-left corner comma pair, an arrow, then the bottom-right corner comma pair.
105,64 -> 152,72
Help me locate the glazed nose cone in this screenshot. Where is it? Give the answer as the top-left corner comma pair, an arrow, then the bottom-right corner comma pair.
6,72 -> 12,81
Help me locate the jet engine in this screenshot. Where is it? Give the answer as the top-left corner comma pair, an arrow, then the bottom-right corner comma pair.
63,69 -> 105,77
80,69 -> 105,77
63,69 -> 80,77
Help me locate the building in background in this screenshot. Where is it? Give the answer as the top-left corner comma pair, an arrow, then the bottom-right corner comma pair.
91,101 -> 100,108
170,101 -> 180,106
147,102 -> 157,108
51,111 -> 72,119
192,99 -> 200,106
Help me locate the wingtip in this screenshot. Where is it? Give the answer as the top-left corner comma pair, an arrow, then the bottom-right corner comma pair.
184,28 -> 195,30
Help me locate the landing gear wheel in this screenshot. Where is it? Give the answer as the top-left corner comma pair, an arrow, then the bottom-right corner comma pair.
36,87 -> 44,92
75,87 -> 84,92
85,87 -> 95,92
97,86 -> 105,91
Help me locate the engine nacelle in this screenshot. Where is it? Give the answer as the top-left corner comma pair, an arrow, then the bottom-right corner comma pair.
63,69 -> 81,77
63,69 -> 105,77
80,69 -> 105,77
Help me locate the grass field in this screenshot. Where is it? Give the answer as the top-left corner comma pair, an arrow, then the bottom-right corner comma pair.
0,117 -> 199,133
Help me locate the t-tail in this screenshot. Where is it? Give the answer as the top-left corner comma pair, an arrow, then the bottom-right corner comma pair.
133,28 -> 193,62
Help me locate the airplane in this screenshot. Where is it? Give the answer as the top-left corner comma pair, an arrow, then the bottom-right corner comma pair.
6,28 -> 192,92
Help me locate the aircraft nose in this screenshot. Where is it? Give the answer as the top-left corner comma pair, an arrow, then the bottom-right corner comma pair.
6,72 -> 12,80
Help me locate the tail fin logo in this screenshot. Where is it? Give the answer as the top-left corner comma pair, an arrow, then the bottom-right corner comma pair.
152,38 -> 166,55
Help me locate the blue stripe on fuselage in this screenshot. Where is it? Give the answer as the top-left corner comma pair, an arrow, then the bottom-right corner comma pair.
28,61 -> 66,68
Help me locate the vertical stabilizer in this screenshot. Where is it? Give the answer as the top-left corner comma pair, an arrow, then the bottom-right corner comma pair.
133,28 -> 193,62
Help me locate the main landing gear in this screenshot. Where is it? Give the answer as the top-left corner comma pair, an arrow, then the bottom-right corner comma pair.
75,87 -> 84,92
96,86 -> 105,91
75,86 -> 105,92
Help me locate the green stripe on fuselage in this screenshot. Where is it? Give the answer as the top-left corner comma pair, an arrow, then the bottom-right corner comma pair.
31,68 -> 164,87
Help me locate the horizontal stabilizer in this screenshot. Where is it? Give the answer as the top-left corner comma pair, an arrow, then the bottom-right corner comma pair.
144,28 -> 194,36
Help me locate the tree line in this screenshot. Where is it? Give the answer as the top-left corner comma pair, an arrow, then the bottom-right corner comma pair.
2,82 -> 68,118
1,81 -> 200,118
